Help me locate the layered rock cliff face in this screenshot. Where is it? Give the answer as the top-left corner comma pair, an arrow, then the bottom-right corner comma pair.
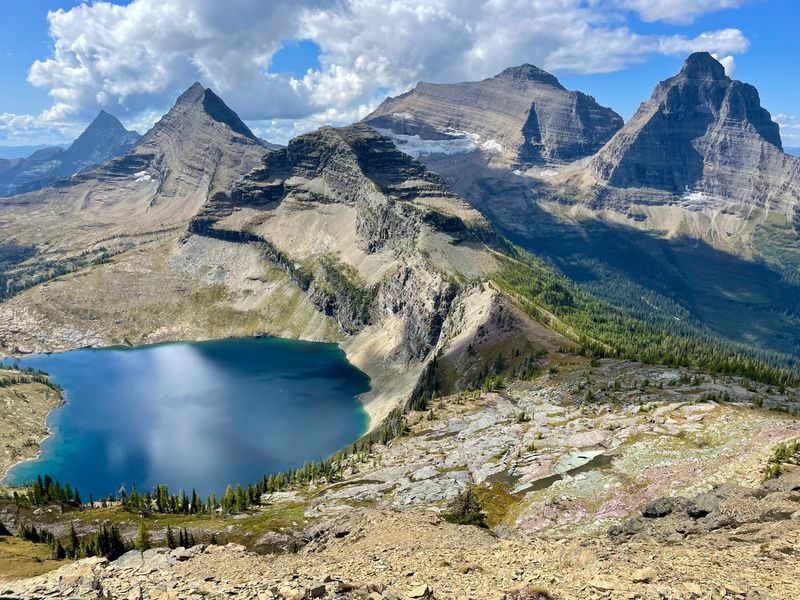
187,124 -> 504,367
363,64 -> 623,167
584,53 -> 800,220
0,111 -> 140,196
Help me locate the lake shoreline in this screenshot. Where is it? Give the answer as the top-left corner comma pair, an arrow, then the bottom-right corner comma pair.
0,368 -> 65,488
2,337 -> 371,498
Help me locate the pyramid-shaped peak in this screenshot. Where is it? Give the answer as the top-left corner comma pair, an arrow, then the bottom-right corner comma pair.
146,82 -> 259,142
176,81 -> 207,105
200,88 -> 258,141
496,63 -> 562,88
679,52 -> 728,81
85,110 -> 128,132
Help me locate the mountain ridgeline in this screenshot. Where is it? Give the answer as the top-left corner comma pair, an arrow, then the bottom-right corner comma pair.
0,111 -> 140,196
364,64 -> 623,166
363,54 -> 800,364
0,63 -> 798,447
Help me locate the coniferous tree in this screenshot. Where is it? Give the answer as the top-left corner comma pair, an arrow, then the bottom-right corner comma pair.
134,522 -> 151,551
165,525 -> 177,549
66,522 -> 80,559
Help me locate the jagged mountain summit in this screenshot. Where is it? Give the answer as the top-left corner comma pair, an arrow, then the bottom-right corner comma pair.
363,64 -> 623,167
1,82 -> 269,251
361,53 -> 800,357
582,52 -> 800,222
80,82 -> 270,209
0,111 -> 139,196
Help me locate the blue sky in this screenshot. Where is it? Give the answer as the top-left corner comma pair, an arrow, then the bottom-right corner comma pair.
1,0 -> 798,147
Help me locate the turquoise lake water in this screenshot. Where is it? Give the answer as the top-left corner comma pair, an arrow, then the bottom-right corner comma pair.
2,338 -> 370,499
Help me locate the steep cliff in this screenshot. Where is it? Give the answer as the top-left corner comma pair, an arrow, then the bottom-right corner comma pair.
363,64 -> 623,167
584,53 -> 800,221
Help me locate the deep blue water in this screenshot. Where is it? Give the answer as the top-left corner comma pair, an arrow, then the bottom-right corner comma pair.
2,338 -> 370,499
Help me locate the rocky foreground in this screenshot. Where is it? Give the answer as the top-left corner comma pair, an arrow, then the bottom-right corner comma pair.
3,360 -> 800,599
5,491 -> 800,600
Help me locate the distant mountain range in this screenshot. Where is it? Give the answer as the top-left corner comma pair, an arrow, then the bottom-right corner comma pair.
0,145 -> 66,160
0,111 -> 140,196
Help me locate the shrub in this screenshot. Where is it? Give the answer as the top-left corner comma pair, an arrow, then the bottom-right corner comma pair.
442,487 -> 487,528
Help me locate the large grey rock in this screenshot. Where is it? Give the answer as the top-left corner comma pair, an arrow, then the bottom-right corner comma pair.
364,64 -> 623,167
190,123 -> 492,357
114,549 -> 144,568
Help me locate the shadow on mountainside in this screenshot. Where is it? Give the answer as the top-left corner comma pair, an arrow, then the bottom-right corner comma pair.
425,156 -> 800,359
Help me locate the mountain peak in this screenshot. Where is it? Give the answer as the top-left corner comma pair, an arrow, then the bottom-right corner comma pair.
496,64 -> 562,88
176,82 -> 207,105
84,110 -> 130,134
679,52 -> 728,81
200,88 -> 258,141
152,83 -> 258,142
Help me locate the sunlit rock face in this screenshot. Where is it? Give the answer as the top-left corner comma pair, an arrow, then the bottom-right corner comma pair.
586,52 -> 800,218
363,64 -> 623,168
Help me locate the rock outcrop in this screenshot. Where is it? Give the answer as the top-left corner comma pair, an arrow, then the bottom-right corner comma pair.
363,64 -> 623,167
185,124 -> 509,399
584,52 -> 800,219
0,111 -> 139,196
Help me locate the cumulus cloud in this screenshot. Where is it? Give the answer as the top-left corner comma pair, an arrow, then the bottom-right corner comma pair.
713,54 -> 736,77
774,114 -> 800,148
0,113 -> 83,146
8,0 -> 756,144
618,0 -> 750,25
657,28 -> 749,56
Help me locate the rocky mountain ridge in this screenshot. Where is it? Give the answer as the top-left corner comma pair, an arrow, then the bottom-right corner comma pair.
363,64 -> 623,167
370,53 -> 800,360
580,52 -> 800,223
0,111 -> 139,196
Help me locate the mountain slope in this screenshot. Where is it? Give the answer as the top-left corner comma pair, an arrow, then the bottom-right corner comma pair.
0,121 -> 559,428
364,64 -> 623,167
0,83 -> 268,257
0,111 -> 140,196
582,52 -> 800,224
363,55 -> 800,359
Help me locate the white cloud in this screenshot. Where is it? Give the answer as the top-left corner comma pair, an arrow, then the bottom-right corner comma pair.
618,0 -> 749,25
713,54 -> 736,76
7,0 -> 756,145
657,28 -> 749,57
774,114 -> 800,148
0,113 -> 82,146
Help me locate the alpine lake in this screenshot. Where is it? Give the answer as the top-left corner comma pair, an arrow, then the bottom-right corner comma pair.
2,337 -> 370,499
